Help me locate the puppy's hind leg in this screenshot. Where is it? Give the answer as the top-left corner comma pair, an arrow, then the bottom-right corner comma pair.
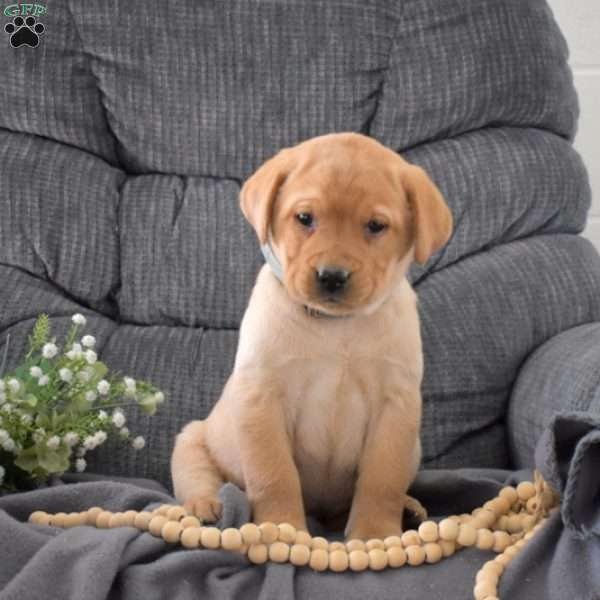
171,420 -> 225,522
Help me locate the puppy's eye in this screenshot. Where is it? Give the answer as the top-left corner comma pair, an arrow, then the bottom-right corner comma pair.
296,212 -> 314,228
366,220 -> 387,235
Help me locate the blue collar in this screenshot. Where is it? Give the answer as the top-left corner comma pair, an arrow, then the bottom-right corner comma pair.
260,235 -> 351,320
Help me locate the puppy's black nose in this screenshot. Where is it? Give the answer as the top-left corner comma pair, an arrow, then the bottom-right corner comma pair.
316,266 -> 350,295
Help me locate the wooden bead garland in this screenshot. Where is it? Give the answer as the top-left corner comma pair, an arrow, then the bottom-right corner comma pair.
27,470 -> 558,600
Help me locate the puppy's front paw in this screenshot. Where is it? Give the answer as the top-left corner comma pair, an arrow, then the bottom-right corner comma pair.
346,517 -> 402,542
183,496 -> 223,523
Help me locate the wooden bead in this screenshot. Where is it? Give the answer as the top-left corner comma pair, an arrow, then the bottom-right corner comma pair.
290,544 -> 311,566
495,516 -> 509,531
499,486 -> 518,505
121,510 -> 137,526
154,504 -> 173,516
526,497 -> 539,514
109,513 -> 127,528
240,523 -> 261,545
180,526 -> 203,549
483,560 -> 504,576
50,512 -> 68,528
221,528 -> 243,551
424,543 -> 443,563
29,511 -> 51,526
495,552 -> 512,567
507,514 -> 523,533
295,530 -> 312,548
166,506 -> 187,522
259,522 -> 279,544
439,540 -> 456,557
134,512 -> 153,530
148,516 -> 168,536
387,545 -> 407,567
476,529 -> 495,551
504,544 -> 520,558
329,550 -> 349,572
476,568 -> 499,585
406,545 -> 426,566
311,536 -> 329,551
346,539 -> 366,553
65,512 -> 86,528
162,521 -> 183,543
349,550 -> 369,571
418,521 -> 439,543
384,535 -> 403,549
247,544 -> 268,564
96,511 -> 112,529
494,497 -> 512,515
328,541 -> 346,552
457,524 -> 477,546
438,518 -> 459,541
86,507 -> 103,525
516,481 -> 536,501
180,516 -> 201,529
201,526 -> 221,549
277,523 -> 296,544
492,531 -> 512,553
366,538 -> 385,551
474,580 -> 497,600
269,541 -> 290,563
368,548 -> 388,570
401,530 -> 421,547
309,548 -> 329,571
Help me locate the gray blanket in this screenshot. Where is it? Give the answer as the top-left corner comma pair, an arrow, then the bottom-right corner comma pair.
1,412 -> 599,600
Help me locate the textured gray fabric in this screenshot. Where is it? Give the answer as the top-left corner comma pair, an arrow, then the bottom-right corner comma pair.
2,412 -> 600,600
0,0 -> 597,488
508,324 -> 600,468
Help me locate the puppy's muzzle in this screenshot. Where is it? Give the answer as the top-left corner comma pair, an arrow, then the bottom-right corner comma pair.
315,265 -> 351,296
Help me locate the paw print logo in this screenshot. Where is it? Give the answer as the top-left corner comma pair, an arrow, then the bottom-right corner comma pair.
4,15 -> 45,48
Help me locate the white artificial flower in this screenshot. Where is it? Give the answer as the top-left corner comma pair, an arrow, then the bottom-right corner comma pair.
97,380 -> 110,395
46,436 -> 61,450
97,410 -> 108,421
0,464 -> 5,483
112,410 -> 126,428
59,368 -> 73,383
81,335 -> 96,348
83,436 -> 96,451
2,438 -> 16,453
65,351 -> 75,360
0,429 -> 9,443
20,414 -> 33,425
85,390 -> 97,403
1,404 -> 13,414
85,350 -> 97,365
0,380 -> 4,391
154,391 -> 165,404
75,458 -> 87,472
38,375 -> 50,386
94,430 -> 107,445
42,343 -> 58,359
123,377 -> 136,396
72,314 -> 86,326
33,428 -> 46,443
119,427 -> 130,439
71,343 -> 83,357
29,366 -> 43,379
132,436 -> 145,450
63,432 -> 79,447
8,379 -> 20,393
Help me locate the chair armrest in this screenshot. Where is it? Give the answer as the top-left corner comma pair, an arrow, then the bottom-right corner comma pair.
508,323 -> 600,468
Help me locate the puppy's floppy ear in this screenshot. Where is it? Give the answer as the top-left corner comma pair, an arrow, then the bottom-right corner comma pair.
240,150 -> 292,245
400,165 -> 453,265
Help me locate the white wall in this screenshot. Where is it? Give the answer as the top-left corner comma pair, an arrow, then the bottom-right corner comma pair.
547,1 -> 600,250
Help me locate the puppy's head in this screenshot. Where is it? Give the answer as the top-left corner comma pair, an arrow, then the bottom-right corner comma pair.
241,132 -> 453,317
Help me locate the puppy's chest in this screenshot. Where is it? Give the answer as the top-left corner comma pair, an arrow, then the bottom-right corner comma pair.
288,355 -> 379,479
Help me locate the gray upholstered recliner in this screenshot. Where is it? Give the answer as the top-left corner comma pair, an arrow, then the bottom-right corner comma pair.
1,1 -> 599,598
